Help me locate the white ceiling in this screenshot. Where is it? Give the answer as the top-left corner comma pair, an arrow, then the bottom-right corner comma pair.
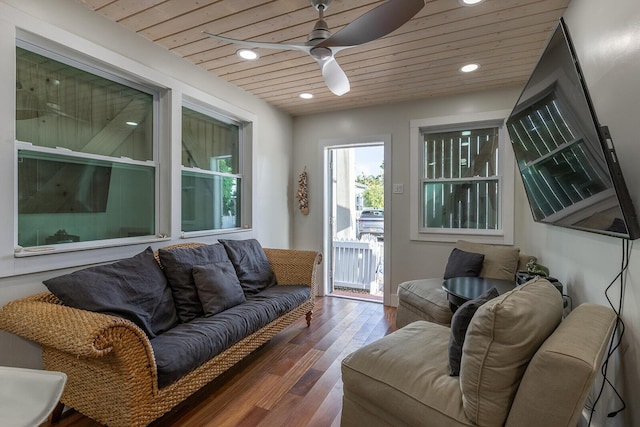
79,0 -> 571,116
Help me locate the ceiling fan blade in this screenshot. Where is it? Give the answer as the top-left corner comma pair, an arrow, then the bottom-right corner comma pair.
321,57 -> 350,96
317,0 -> 425,48
203,31 -> 312,53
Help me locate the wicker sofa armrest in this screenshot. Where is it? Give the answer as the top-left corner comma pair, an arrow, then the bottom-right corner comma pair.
264,248 -> 322,294
0,292 -> 154,361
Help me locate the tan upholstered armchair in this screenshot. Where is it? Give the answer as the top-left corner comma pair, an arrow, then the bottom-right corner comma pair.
396,240 -> 544,328
342,278 -> 616,427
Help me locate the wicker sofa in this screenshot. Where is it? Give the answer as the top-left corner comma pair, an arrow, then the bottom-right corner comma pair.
0,241 -> 322,427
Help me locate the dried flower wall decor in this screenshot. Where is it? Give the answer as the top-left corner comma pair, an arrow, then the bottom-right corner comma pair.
297,167 -> 309,215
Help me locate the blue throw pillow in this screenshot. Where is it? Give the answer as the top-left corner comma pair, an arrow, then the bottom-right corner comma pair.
448,287 -> 499,376
219,239 -> 277,295
443,248 -> 485,280
158,243 -> 230,323
192,261 -> 246,316
43,247 -> 179,338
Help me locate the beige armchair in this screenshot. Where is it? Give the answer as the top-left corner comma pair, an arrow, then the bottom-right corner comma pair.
342,278 -> 616,427
396,240 -> 538,328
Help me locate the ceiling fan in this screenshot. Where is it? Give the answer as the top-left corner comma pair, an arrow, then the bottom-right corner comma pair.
204,0 -> 425,96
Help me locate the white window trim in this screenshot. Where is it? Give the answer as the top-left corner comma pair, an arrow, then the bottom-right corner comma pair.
409,110 -> 515,244
0,16 -> 258,278
14,37 -> 166,256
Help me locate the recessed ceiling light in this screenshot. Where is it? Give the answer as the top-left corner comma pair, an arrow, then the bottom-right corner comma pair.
460,0 -> 485,5
460,63 -> 480,73
237,49 -> 259,60
126,121 -> 138,126
299,93 -> 314,99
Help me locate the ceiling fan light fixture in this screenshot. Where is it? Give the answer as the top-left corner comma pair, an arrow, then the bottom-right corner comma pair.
236,49 -> 259,60
204,0 -> 425,96
299,93 -> 314,99
460,63 -> 480,73
310,46 -> 332,61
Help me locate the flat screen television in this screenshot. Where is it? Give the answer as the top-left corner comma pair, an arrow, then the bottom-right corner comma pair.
506,18 -> 640,240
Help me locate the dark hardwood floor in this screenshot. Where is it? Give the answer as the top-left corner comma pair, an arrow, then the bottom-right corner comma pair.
46,296 -> 397,427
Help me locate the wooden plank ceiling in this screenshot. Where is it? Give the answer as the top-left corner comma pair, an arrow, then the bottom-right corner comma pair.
79,0 -> 571,117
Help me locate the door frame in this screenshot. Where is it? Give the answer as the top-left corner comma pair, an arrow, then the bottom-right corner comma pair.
320,134 -> 392,305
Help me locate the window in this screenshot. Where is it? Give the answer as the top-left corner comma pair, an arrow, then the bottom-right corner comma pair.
16,44 -> 158,248
181,105 -> 243,233
410,111 -> 514,243
422,127 -> 499,230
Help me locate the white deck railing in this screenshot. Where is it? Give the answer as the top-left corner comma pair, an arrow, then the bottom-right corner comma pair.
332,237 -> 382,291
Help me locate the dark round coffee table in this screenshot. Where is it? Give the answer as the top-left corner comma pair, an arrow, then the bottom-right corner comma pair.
442,276 -> 516,312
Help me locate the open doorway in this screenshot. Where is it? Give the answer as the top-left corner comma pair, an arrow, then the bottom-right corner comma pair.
326,144 -> 385,302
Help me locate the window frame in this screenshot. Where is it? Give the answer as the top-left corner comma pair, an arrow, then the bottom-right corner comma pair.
0,23 -> 257,279
409,110 -> 515,244
180,98 -> 248,238
13,34 -> 166,257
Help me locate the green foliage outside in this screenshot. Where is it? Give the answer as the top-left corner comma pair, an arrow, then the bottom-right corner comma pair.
356,163 -> 384,208
217,159 -> 236,214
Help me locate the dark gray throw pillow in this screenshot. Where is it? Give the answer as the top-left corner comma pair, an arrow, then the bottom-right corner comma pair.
158,243 -> 230,323
448,287 -> 499,376
43,247 -> 179,338
443,248 -> 485,280
219,239 -> 277,295
192,261 -> 246,316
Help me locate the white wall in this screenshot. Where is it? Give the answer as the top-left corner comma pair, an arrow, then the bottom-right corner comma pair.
292,86 -> 522,299
293,0 -> 640,423
3,0 -> 639,423
519,1 -> 640,426
0,0 -> 293,366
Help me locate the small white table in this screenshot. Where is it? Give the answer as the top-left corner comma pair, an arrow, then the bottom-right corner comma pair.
0,366 -> 67,427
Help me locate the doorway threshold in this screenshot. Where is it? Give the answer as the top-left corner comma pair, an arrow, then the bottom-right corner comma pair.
329,289 -> 383,303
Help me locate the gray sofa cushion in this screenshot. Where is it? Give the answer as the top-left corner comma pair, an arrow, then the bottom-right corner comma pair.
158,243 -> 230,323
43,247 -> 179,338
151,285 -> 310,388
219,239 -> 277,295
192,261 -> 246,316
